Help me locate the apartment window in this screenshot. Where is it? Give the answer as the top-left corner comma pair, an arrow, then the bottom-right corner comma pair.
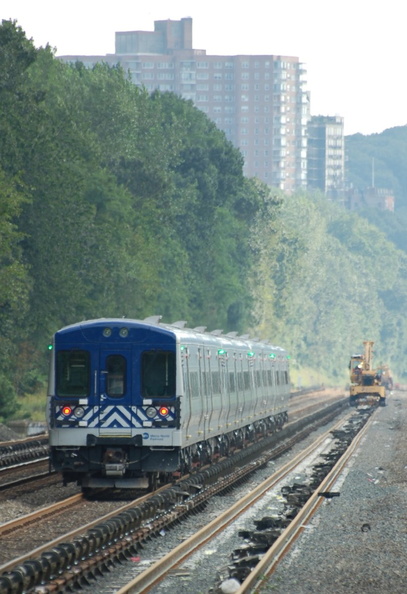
214,73 -> 222,80
197,73 -> 209,80
241,72 -> 249,80
213,84 -> 222,91
224,73 -> 234,80
197,62 -> 209,68
142,62 -> 154,69
197,84 -> 209,90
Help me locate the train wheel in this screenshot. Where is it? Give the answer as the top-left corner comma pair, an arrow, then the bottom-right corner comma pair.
181,449 -> 192,474
379,397 -> 386,407
148,472 -> 159,492
220,435 -> 230,457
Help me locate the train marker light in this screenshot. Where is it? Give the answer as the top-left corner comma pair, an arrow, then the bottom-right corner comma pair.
61,406 -> 73,416
47,344 -> 53,350
217,349 -> 227,356
159,406 -> 169,417
247,351 -> 255,357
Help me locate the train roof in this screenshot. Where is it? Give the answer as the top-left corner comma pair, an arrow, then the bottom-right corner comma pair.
54,317 -> 288,357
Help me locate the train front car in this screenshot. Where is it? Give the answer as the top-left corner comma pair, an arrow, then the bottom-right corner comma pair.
47,319 -> 181,490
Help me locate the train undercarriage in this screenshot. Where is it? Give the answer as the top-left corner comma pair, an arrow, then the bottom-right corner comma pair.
53,412 -> 288,492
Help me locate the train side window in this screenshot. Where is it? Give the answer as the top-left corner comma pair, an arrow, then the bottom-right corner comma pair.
212,371 -> 220,394
56,350 -> 90,397
142,350 -> 175,397
106,355 -> 126,397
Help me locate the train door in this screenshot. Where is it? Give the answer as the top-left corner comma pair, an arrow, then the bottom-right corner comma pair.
197,347 -> 209,438
98,347 -> 133,433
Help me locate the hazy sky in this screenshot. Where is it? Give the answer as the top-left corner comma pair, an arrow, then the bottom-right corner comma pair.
2,0 -> 406,136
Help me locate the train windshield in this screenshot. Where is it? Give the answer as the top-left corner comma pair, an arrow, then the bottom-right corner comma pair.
56,350 -> 90,397
141,350 -> 175,398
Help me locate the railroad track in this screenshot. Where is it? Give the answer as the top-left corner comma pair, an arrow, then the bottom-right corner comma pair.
0,459 -> 54,492
0,398 -> 350,593
114,409 -> 373,593
0,436 -> 48,469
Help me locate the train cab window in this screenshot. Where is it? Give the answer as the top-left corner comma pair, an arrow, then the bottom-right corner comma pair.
142,350 -> 175,398
106,355 -> 126,397
56,350 -> 90,397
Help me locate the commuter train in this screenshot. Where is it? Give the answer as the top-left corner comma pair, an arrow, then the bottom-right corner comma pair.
47,317 -> 290,490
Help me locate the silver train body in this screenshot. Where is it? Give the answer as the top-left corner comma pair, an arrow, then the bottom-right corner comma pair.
47,317 -> 290,489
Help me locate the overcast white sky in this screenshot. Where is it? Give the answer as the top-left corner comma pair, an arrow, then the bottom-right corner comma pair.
2,0 -> 406,136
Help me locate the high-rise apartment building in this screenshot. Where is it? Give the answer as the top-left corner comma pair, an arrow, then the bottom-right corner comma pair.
307,115 -> 345,199
59,18 -> 310,192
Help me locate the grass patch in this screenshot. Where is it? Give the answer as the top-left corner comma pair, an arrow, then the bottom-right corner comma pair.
14,390 -> 47,422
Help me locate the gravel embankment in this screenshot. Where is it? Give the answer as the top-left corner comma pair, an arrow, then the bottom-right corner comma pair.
266,390 -> 407,594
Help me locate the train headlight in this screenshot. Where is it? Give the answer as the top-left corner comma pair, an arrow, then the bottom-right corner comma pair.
119,327 -> 129,338
61,406 -> 72,416
103,327 -> 112,337
145,406 -> 157,419
73,406 -> 85,418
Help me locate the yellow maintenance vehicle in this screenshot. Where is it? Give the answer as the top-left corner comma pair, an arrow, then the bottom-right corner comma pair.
349,340 -> 386,407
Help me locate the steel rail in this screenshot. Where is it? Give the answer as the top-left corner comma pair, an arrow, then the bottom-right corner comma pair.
235,410 -> 375,593
115,413 -> 353,594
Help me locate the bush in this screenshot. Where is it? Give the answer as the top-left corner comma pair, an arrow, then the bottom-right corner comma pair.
0,374 -> 20,421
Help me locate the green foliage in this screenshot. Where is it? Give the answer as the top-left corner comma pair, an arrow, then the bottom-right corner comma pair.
252,191 -> 407,379
0,374 -> 20,421
0,20 -> 261,409
346,126 -> 407,209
